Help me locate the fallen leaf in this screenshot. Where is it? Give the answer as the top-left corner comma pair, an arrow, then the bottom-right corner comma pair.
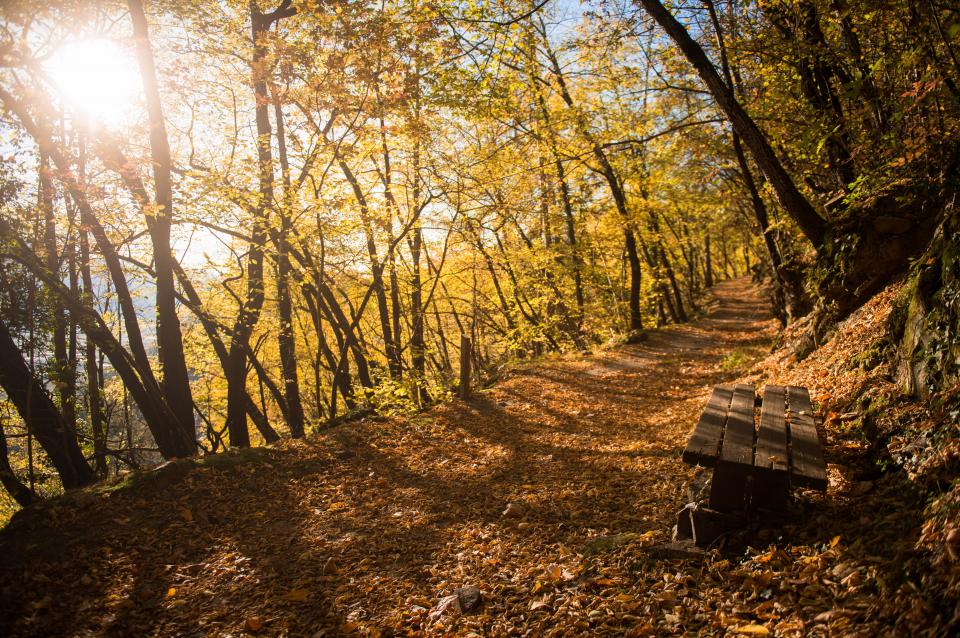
625,623 -> 655,637
733,624 -> 770,636
282,588 -> 310,602
546,564 -> 563,582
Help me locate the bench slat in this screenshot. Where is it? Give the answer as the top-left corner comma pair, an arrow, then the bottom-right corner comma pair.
681,385 -> 734,467
708,384 -> 756,510
754,385 -> 788,472
718,384 -> 756,467
787,386 -> 828,491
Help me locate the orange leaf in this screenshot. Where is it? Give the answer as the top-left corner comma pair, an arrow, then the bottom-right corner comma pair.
546,564 -> 563,582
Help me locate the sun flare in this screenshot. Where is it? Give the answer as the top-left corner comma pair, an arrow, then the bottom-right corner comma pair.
45,38 -> 140,126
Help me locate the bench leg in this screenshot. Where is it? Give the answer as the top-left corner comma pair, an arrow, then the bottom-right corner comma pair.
674,502 -> 746,547
751,469 -> 789,511
709,461 -> 750,511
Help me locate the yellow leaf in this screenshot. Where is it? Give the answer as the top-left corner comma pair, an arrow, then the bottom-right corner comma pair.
546,564 -> 563,582
531,581 -> 543,593
281,588 -> 310,602
830,535 -> 842,548
165,587 -> 176,598
614,593 -> 633,603
734,624 -> 770,636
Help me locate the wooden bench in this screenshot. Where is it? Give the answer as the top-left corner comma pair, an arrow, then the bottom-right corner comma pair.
682,384 -> 827,512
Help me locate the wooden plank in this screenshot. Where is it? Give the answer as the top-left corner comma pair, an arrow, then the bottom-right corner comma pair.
753,385 -> 789,509
787,386 -> 828,491
709,384 -> 755,510
718,384 -> 756,466
681,385 -> 734,467
754,386 -> 788,472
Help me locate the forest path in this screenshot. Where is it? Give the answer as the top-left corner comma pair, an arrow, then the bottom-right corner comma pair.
1,278 -> 780,637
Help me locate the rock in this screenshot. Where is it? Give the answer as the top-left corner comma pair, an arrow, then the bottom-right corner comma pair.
502,502 -> 525,518
455,585 -> 483,612
429,594 -> 459,620
428,586 -> 483,620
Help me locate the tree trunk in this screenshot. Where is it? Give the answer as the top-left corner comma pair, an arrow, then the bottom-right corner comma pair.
0,319 -> 95,489
340,158 -> 400,379
705,235 -> 714,287
0,421 -> 33,507
128,0 -> 197,455
272,90 -> 306,438
39,152 -> 77,435
79,229 -> 108,478
225,2 -> 296,447
637,0 -> 827,248
409,135 -> 430,405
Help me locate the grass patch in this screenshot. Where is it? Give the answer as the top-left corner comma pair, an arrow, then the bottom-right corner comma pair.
720,347 -> 765,372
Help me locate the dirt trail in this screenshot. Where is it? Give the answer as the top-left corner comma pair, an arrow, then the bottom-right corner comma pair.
0,278 -> 779,637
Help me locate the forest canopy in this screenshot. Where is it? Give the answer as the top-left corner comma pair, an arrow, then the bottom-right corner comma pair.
0,0 -> 957,515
